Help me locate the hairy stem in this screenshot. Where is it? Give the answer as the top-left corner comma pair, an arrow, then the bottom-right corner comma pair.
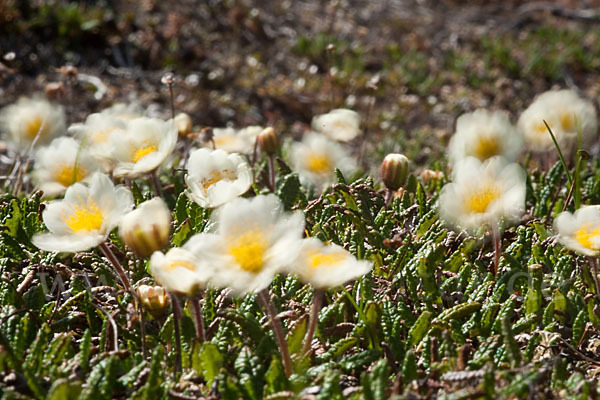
169,292 -> 183,378
491,223 -> 502,277
99,242 -> 133,294
589,257 -> 600,297
191,295 -> 205,342
302,288 -> 324,356
258,289 -> 292,378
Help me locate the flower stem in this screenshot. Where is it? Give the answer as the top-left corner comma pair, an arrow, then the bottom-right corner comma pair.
302,288 -> 324,356
191,295 -> 205,342
151,170 -> 163,198
589,257 -> 600,296
385,189 -> 393,207
258,289 -> 292,378
491,223 -> 502,277
99,242 -> 133,294
268,155 -> 275,192
169,292 -> 183,378
138,300 -> 147,359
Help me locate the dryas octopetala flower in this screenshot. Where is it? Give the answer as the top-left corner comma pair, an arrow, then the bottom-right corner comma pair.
439,156 -> 526,232
291,238 -> 372,289
119,197 -> 172,258
448,109 -> 523,163
31,137 -> 99,197
186,194 -> 305,295
209,126 -> 261,154
554,206 -> 600,256
518,89 -> 597,151
0,96 -> 65,149
111,117 -> 178,178
290,132 -> 357,190
149,236 -> 212,295
32,173 -> 134,252
68,112 -> 128,169
99,103 -> 143,121
174,113 -> 193,137
137,285 -> 170,315
185,148 -> 253,209
312,109 -> 361,142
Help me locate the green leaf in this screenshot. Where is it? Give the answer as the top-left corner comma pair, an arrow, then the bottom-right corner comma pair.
408,311 -> 431,347
192,342 -> 224,387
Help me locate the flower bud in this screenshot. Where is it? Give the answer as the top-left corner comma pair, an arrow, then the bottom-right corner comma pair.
174,113 -> 192,137
257,126 -> 278,155
381,153 -> 409,191
137,285 -> 169,316
119,197 -> 171,258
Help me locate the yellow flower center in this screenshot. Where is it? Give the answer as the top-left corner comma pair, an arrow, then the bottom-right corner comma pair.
465,183 -> 501,214
214,135 -> 234,147
132,143 -> 158,163
165,259 -> 197,272
63,201 -> 103,233
201,169 -> 236,190
575,223 -> 600,251
228,230 -> 268,273
307,153 -> 331,174
559,112 -> 575,132
25,115 -> 46,139
309,250 -> 347,269
473,136 -> 500,160
534,121 -> 549,134
54,164 -> 86,187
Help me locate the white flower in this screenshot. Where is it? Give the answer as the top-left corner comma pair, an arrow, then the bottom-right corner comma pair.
312,109 -> 361,142
149,236 -> 212,295
449,109 -> 523,163
187,194 -> 305,295
555,206 -> 600,256
210,127 -> 253,153
119,197 -> 172,258
31,137 -> 99,197
136,285 -> 170,315
0,96 -> 65,149
185,148 -> 253,208
32,173 -> 134,252
68,112 -> 128,168
111,117 -> 178,178
439,157 -> 526,232
518,89 -> 597,151
290,132 -> 357,189
99,103 -> 143,121
291,238 -> 372,289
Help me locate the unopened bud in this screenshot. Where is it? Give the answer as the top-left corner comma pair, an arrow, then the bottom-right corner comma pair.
119,198 -> 171,258
174,113 -> 192,137
381,153 -> 409,191
137,285 -> 169,316
257,127 -> 278,155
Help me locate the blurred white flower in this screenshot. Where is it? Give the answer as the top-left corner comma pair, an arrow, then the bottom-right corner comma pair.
290,132 -> 356,190
555,206 -> 600,256
439,157 -> 525,232
210,126 -> 259,154
32,173 -> 134,252
185,148 -> 252,208
68,113 -> 127,169
31,137 -> 99,197
99,103 -> 143,121
291,238 -> 372,289
312,109 -> 361,142
111,117 -> 178,178
187,194 -> 305,295
518,89 -> 597,151
0,96 -> 65,149
119,197 -> 172,258
449,109 -> 522,163
149,236 -> 212,295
